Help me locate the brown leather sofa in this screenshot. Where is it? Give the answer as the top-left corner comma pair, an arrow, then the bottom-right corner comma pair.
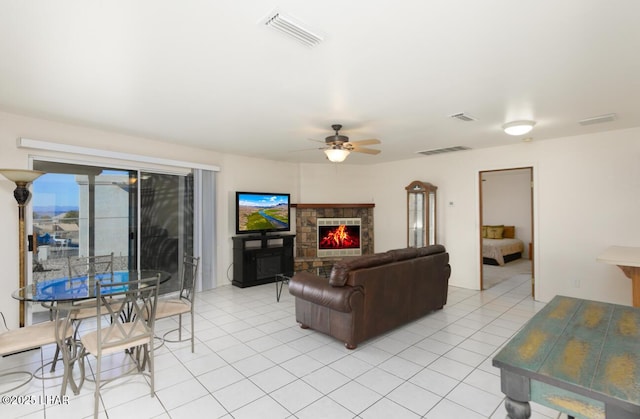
288,245 -> 451,349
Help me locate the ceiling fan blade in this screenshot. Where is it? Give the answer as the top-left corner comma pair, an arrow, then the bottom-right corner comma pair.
351,146 -> 381,155
307,138 -> 326,144
347,138 -> 381,146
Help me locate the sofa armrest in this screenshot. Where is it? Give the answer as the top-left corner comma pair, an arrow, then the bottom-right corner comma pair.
289,272 -> 363,313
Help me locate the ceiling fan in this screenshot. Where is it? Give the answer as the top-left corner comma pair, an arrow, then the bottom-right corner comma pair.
313,124 -> 382,162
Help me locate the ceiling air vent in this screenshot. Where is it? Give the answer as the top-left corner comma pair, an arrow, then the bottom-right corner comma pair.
263,11 -> 323,47
449,112 -> 477,122
579,113 -> 617,126
417,146 -> 471,156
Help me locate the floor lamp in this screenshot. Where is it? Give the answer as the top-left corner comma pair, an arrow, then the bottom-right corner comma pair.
0,169 -> 45,327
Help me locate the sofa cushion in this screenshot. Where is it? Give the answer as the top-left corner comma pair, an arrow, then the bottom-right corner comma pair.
416,244 -> 446,257
386,247 -> 419,261
329,253 -> 394,286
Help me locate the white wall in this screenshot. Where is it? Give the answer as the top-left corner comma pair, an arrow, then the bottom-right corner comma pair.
2,109 -> 639,326
295,164 -> 377,204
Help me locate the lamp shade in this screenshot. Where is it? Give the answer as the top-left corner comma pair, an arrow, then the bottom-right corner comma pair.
0,169 -> 45,184
502,120 -> 536,136
324,148 -> 350,163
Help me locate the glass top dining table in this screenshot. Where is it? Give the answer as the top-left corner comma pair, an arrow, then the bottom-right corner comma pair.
10,269 -> 172,398
12,270 -> 172,302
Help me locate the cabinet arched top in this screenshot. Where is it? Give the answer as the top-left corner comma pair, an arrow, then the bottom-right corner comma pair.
405,180 -> 437,193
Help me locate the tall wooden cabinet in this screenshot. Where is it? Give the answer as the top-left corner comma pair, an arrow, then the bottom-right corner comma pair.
405,181 -> 437,248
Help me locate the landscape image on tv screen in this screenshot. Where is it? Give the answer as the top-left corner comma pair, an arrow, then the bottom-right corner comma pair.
237,193 -> 290,233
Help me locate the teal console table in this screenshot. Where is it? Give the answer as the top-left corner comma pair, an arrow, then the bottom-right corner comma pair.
492,295 -> 640,419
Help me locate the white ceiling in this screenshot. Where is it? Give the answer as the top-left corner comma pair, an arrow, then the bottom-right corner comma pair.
1,1 -> 639,164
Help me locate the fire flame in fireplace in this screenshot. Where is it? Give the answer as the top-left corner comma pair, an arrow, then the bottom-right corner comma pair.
319,224 -> 360,249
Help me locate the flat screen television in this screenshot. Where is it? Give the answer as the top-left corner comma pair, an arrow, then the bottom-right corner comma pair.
235,191 -> 291,235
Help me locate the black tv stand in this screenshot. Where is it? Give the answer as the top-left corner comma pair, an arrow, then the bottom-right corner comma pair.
232,234 -> 295,288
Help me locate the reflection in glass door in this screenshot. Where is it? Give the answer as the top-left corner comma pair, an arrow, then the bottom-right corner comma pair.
139,172 -> 193,293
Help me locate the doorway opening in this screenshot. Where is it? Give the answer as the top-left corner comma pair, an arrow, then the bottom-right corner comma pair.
479,167 -> 534,296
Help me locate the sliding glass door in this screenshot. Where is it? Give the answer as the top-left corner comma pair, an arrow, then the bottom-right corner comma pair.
31,161 -> 193,300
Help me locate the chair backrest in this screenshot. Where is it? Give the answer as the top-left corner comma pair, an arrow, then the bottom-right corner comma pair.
68,252 -> 114,280
94,274 -> 160,354
179,254 -> 200,303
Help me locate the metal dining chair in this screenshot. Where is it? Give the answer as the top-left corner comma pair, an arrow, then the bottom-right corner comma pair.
0,312 -> 72,394
77,273 -> 161,419
151,254 -> 200,352
68,252 -> 115,280
65,253 -> 117,325
43,253 -> 116,321
44,253 -> 116,373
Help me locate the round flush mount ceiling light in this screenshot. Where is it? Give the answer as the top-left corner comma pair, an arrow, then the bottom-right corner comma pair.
502,120 -> 536,136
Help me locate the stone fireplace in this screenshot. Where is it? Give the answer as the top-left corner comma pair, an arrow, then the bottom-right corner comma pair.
293,203 -> 374,271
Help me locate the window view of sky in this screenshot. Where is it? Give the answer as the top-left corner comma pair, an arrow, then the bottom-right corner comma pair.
32,170 -> 130,210
32,173 -> 79,209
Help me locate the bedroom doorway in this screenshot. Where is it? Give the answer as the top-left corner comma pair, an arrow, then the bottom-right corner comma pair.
479,167 -> 534,296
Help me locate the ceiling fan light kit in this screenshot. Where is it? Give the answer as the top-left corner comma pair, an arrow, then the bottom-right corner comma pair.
298,124 -> 382,162
503,120 -> 536,136
306,124 -> 382,163
324,147 -> 350,162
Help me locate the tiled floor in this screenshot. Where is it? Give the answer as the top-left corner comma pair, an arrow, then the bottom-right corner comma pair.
1,273 -> 568,418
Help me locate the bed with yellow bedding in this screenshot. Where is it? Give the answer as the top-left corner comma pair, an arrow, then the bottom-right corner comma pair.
482,225 -> 525,266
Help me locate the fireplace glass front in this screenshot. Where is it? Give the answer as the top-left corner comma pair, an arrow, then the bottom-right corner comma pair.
317,218 -> 362,257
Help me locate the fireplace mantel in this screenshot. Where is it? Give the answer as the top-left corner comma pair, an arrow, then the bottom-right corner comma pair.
292,203 -> 375,209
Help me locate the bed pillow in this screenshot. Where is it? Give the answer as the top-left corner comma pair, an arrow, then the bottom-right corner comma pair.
486,225 -> 504,239
503,226 -> 515,239
482,226 -> 488,238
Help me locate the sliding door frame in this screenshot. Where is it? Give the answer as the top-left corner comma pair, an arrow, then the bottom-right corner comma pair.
26,151 -> 217,322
